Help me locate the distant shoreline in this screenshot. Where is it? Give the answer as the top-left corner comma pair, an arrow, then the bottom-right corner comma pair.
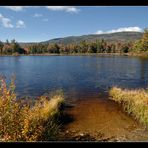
0,53 -> 148,58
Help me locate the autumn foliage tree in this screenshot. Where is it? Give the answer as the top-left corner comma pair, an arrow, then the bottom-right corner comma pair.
141,28 -> 148,51
132,28 -> 148,52
0,41 -> 4,54
47,43 -> 60,53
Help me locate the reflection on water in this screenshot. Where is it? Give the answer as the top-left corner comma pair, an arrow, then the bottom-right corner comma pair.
139,57 -> 148,81
0,55 -> 148,99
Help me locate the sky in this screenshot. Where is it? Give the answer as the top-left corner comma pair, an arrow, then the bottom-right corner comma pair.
0,6 -> 148,42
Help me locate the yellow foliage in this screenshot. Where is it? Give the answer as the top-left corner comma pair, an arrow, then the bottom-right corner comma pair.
109,87 -> 148,126
0,78 -> 64,142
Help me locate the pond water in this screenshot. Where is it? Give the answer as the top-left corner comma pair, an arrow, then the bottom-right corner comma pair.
0,55 -> 148,99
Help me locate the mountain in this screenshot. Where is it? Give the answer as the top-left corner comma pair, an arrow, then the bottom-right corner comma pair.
20,32 -> 143,46
41,32 -> 143,44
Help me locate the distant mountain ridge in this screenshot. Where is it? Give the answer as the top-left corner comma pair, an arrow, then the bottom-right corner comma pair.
20,32 -> 143,46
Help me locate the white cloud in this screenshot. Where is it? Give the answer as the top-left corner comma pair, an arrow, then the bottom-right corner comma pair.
1,6 -> 80,13
42,18 -> 48,22
0,13 -> 26,29
45,6 -> 79,13
0,13 -> 13,28
96,27 -> 143,34
96,30 -> 104,34
33,13 -> 43,17
2,6 -> 28,11
16,20 -> 25,28
108,27 -> 142,33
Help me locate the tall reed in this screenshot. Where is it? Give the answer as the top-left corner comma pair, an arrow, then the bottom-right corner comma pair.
109,87 -> 148,126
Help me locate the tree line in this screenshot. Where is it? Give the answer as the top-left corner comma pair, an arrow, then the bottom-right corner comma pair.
0,29 -> 148,55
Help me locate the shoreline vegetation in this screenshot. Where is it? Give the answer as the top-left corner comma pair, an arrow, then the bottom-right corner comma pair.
109,87 -> 148,127
0,78 -> 64,142
0,29 -> 148,57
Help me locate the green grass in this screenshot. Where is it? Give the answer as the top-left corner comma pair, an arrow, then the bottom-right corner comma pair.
109,87 -> 148,126
0,78 -> 64,142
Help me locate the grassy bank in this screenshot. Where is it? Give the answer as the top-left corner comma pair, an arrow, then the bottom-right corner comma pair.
0,78 -> 64,142
109,87 -> 148,126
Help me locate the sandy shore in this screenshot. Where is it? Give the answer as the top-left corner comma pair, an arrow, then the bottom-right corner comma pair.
58,95 -> 148,141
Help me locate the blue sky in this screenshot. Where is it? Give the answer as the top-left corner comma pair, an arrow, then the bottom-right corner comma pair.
0,6 -> 148,42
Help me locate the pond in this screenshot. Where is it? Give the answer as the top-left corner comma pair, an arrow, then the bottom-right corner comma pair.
0,55 -> 148,99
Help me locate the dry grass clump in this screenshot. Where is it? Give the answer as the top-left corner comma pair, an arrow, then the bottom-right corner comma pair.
109,87 -> 148,126
0,78 -> 64,142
